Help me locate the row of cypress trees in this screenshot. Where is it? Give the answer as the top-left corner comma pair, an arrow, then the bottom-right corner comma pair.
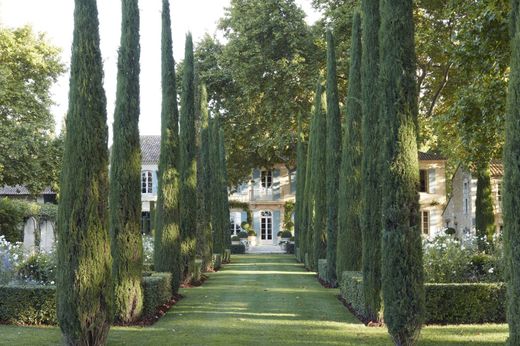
57,0 -> 231,343
296,0 -> 424,343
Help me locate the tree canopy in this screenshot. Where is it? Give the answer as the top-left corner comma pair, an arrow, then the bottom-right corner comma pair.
0,26 -> 65,194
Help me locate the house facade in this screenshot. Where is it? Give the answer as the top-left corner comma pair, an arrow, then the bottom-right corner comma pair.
442,162 -> 503,238
137,135 -> 447,241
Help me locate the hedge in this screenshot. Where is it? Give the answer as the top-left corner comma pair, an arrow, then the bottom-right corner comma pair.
231,244 -> 245,254
340,271 -> 506,324
142,272 -> 172,318
0,285 -> 57,325
190,259 -> 202,283
425,283 -> 506,324
340,271 -> 366,317
295,247 -> 301,262
223,249 -> 231,263
213,253 -> 222,270
318,259 -> 328,283
286,242 -> 295,255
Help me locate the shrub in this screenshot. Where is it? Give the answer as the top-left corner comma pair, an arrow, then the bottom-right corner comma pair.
425,283 -> 505,324
318,259 -> 328,282
444,227 -> 456,236
192,259 -> 202,282
281,230 -> 292,238
17,251 -> 56,285
142,235 -> 154,264
286,242 -> 295,254
0,236 -> 23,285
231,235 -> 240,242
340,271 -> 366,317
231,244 -> 245,254
238,231 -> 248,239
142,272 -> 172,318
247,230 -> 256,236
0,285 -> 57,325
212,254 -> 222,270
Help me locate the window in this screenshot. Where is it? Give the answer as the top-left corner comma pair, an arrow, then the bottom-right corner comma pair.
229,221 -> 241,236
261,170 -> 273,189
421,211 -> 430,235
260,211 -> 273,240
419,170 -> 428,193
141,171 -> 153,194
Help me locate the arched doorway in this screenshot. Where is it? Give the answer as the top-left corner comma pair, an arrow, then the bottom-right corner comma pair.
260,210 -> 273,245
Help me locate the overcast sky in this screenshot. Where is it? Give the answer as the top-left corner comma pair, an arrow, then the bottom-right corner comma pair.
0,0 -> 320,141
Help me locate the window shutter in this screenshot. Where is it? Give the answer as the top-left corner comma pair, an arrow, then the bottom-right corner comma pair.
428,168 -> 436,194
273,210 -> 281,239
273,169 -> 281,200
152,170 -> 158,194
241,211 -> 247,225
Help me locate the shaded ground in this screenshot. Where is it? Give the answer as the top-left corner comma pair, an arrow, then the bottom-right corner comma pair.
0,254 -> 508,345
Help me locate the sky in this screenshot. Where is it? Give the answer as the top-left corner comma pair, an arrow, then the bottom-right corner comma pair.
0,0 -> 321,141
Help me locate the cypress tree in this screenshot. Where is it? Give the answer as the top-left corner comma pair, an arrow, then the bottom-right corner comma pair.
503,2 -> 520,342
210,118 -> 224,255
325,30 -> 341,286
360,0 -> 383,322
154,0 -> 181,294
109,0 -> 143,323
337,10 -> 363,278
57,0 -> 112,343
475,164 -> 496,251
312,83 -> 327,270
295,112 -> 307,260
180,33 -> 197,280
197,84 -> 213,271
380,0 -> 424,343
218,127 -> 231,252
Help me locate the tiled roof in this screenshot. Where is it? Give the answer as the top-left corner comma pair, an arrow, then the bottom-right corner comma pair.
0,185 -> 55,195
418,151 -> 445,161
141,135 -> 161,165
490,161 -> 503,178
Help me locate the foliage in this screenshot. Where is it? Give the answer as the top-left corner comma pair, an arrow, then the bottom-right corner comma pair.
196,0 -> 320,185
285,242 -> 295,254
0,199 -> 58,243
379,0 -> 424,343
503,1 -> 520,342
339,271 -> 366,318
280,230 -> 292,238
0,26 -> 65,194
154,0 -> 182,295
318,259 -> 330,284
283,201 -> 295,232
238,231 -> 248,239
141,272 -> 172,318
142,235 -> 154,265
218,129 -> 231,252
0,236 -> 23,285
425,283 -> 506,324
209,119 -> 224,255
294,112 -> 307,256
475,165 -> 496,251
109,0 -> 143,323
423,235 -> 503,283
17,251 -> 56,286
360,0 -> 383,323
325,30 -> 341,287
180,33 -> 198,280
0,285 -> 57,325
247,230 -> 256,237
230,244 -> 245,254
337,10 -> 363,278
229,201 -> 252,226
56,0 -> 112,343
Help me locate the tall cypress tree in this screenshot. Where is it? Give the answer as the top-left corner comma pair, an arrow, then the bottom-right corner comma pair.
503,2 -> 520,342
325,30 -> 341,286
180,33 -> 197,280
337,10 -> 363,278
218,127 -> 231,252
360,0 -> 382,322
210,118 -> 224,255
109,0 -> 143,323
475,163 -> 496,251
57,0 -> 112,343
154,0 -> 181,294
197,84 -> 213,271
312,83 -> 327,270
295,112 -> 307,260
380,0 -> 424,343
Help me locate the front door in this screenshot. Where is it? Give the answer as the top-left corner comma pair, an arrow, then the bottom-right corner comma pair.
260,211 -> 273,244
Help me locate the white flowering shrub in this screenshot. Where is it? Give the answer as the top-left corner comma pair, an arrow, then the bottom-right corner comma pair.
0,235 -> 24,285
143,235 -> 154,264
423,234 -> 503,283
16,248 -> 56,285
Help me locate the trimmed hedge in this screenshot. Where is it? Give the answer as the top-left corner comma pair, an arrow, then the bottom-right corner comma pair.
230,244 -> 245,254
318,259 -> 328,282
340,271 -> 506,324
304,252 -> 310,270
142,272 -> 172,318
340,271 -> 366,317
192,259 -> 202,282
0,285 -> 57,325
213,254 -> 222,270
425,283 -> 506,324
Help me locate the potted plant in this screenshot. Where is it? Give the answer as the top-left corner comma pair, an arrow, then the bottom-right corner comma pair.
280,230 -> 292,242
247,230 -> 257,246
231,235 -> 240,245
238,231 -> 248,239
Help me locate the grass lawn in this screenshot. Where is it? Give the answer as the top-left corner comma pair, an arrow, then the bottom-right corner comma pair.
0,254 -> 508,345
